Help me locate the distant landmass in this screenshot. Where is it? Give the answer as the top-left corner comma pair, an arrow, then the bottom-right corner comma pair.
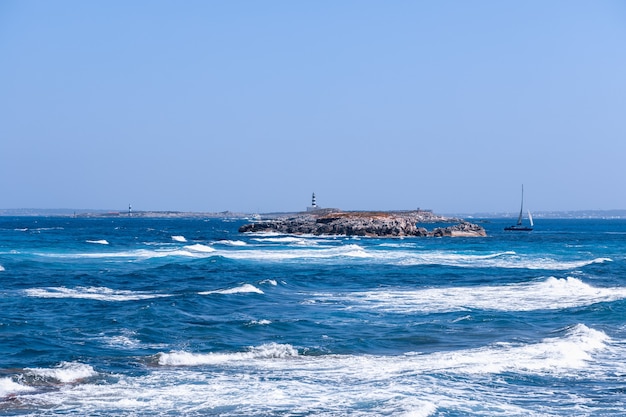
2,208 -> 626,219
0,208 -> 250,218
447,210 -> 626,219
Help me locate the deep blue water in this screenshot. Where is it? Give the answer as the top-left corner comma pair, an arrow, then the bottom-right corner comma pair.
0,216 -> 625,416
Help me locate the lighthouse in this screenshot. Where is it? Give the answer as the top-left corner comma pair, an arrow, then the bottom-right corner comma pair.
307,193 -> 319,212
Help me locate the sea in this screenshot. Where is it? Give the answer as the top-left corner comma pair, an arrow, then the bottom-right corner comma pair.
0,216 -> 625,416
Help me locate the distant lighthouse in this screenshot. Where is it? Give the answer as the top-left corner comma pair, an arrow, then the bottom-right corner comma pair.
307,193 -> 319,212
128,204 -> 132,217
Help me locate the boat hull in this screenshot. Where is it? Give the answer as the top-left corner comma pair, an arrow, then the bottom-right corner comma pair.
504,225 -> 533,231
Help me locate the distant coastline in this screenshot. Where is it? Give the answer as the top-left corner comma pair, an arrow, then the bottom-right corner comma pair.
2,208 -> 626,219
446,209 -> 626,219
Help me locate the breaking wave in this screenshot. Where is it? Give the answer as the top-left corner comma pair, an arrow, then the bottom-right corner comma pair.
183,244 -> 216,253
214,240 -> 247,246
199,284 -> 264,295
24,286 -> 172,302
24,362 -> 97,383
314,277 -> 626,313
156,343 -> 298,366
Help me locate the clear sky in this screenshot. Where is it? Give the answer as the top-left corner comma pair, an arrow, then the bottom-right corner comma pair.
1,1 -> 625,214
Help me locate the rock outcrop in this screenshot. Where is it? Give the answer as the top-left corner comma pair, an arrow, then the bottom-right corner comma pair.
239,209 -> 486,237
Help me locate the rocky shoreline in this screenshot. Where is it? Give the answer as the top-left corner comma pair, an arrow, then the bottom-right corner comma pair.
238,209 -> 486,237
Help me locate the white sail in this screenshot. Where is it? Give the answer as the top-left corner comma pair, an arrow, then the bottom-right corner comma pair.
505,185 -> 533,231
516,185 -> 525,225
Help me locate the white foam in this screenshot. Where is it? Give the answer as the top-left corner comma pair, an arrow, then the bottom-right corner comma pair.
215,240 -> 247,246
315,277 -> 626,313
171,235 -> 187,242
392,250 -> 611,270
183,244 -> 216,253
25,286 -> 172,302
0,265 -> 4,272
415,324 -> 609,375
217,244 -> 370,261
25,362 -> 97,383
249,319 -> 272,326
0,377 -> 35,397
101,330 -> 141,349
157,343 -> 298,366
86,239 -> 109,245
252,236 -> 312,245
7,326 -> 620,416
199,284 -> 264,295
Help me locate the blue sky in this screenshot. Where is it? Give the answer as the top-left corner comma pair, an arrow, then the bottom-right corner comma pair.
1,1 -> 625,213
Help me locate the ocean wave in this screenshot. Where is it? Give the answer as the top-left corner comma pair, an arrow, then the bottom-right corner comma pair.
24,286 -> 172,302
86,239 -> 109,245
395,251 -> 611,270
0,265 -> 4,272
24,362 -> 97,383
199,284 -> 264,295
0,377 -> 35,398
314,277 -> 626,313
156,343 -> 298,366
248,319 -> 272,326
214,240 -> 247,246
183,244 -> 216,253
420,324 -> 610,375
252,236 -> 314,245
171,235 -> 187,242
7,325 -> 614,415
14,227 -> 64,232
215,244 -> 370,261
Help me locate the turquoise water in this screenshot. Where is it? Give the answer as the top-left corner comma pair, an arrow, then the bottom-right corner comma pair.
0,217 -> 625,416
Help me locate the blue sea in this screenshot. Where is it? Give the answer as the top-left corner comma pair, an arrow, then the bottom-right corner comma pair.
1,216 -> 625,416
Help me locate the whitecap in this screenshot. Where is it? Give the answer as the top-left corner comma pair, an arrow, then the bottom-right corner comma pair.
252,236 -> 310,245
199,284 -> 264,295
6,327 -> 618,415
24,286 -> 172,302
216,244 -> 370,262
156,343 -> 298,366
215,240 -> 247,246
86,239 -> 109,245
101,330 -> 141,349
394,250 -> 611,270
249,319 -> 272,326
0,265 -> 4,272
317,277 -> 626,313
172,235 -> 187,242
0,377 -> 35,397
414,324 -> 610,375
25,361 -> 97,383
183,244 -> 216,253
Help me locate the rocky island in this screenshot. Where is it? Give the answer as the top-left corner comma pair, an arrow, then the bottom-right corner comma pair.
239,209 -> 486,237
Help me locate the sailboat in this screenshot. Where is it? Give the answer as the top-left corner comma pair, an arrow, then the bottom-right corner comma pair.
504,185 -> 534,231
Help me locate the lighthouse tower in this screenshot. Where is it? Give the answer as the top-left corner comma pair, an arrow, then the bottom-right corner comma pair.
307,193 -> 319,212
